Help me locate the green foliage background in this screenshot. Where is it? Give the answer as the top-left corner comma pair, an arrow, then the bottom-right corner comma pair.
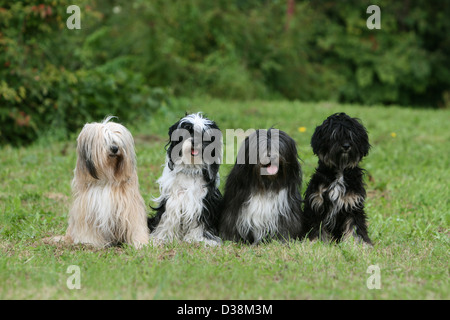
1,0 -> 449,145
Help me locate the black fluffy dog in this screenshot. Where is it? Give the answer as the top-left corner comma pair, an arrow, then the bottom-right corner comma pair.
303,113 -> 372,245
219,129 -> 304,244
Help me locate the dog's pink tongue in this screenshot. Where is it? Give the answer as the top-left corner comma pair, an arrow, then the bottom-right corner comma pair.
266,164 -> 278,175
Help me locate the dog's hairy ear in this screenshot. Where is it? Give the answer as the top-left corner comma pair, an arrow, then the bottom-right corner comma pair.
167,159 -> 174,171
202,163 -> 220,186
86,158 -> 99,179
165,120 -> 180,152
165,120 -> 181,171
80,146 -> 99,179
168,120 -> 180,140
354,118 -> 371,157
362,139 -> 371,157
310,121 -> 327,156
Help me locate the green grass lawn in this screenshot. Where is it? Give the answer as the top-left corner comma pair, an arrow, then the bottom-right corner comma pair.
0,98 -> 449,299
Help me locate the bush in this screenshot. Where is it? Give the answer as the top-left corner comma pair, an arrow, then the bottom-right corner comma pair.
0,0 -> 170,145
309,0 -> 450,107
100,0 -> 449,106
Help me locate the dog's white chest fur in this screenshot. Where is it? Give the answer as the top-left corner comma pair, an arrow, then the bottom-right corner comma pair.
328,173 -> 346,205
85,184 -> 116,229
151,164 -> 210,243
237,188 -> 289,243
165,172 -> 207,214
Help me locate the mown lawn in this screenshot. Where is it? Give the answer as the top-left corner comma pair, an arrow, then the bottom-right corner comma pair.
0,98 -> 448,299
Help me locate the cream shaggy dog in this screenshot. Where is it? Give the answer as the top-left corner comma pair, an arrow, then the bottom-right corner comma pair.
51,116 -> 149,248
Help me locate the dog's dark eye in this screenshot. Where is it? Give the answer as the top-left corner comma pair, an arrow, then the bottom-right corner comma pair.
184,124 -> 193,134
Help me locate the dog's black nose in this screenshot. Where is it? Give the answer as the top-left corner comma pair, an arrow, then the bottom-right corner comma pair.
342,143 -> 351,151
110,145 -> 119,154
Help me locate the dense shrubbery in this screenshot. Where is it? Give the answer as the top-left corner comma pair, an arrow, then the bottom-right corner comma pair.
310,0 -> 450,107
1,0 -> 449,145
0,0 -> 170,145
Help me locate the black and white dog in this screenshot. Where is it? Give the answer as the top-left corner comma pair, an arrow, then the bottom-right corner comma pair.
219,129 -> 304,244
148,113 -> 223,246
303,113 -> 372,245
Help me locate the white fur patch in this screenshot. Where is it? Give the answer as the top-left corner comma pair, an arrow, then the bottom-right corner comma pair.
151,159 -> 218,245
179,112 -> 213,131
324,173 -> 346,229
83,184 -> 116,240
236,188 -> 290,243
